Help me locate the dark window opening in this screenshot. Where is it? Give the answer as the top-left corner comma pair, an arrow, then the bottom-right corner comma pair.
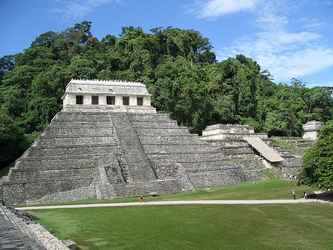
107,96 -> 115,105
137,97 -> 143,106
123,96 -> 129,106
76,95 -> 83,105
91,96 -> 99,105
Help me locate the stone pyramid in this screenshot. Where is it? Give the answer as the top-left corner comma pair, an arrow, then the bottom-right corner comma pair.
0,80 -> 266,205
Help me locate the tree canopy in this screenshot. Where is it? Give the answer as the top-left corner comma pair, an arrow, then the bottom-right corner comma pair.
0,21 -> 332,168
300,121 -> 333,190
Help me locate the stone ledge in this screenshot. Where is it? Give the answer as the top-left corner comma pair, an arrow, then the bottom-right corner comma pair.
1,206 -> 70,250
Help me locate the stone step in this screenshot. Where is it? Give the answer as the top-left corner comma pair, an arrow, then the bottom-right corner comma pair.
38,136 -> 119,146
50,123 -> 115,129
131,121 -> 178,129
9,168 -> 96,182
22,152 -> 118,160
217,147 -> 254,155
109,179 -> 182,197
34,142 -> 118,149
148,152 -> 253,163
136,128 -> 191,136
128,113 -> 171,122
17,158 -> 97,170
142,144 -> 221,154
21,179 -> 95,202
5,175 -> 94,185
186,165 -> 242,174
55,112 -> 111,122
45,127 -> 115,137
139,135 -> 203,145
28,144 -> 118,157
111,113 -> 157,182
142,144 -> 253,155
188,168 -> 244,188
55,117 -> 111,122
179,159 -> 262,171
206,140 -> 250,147
51,121 -> 114,127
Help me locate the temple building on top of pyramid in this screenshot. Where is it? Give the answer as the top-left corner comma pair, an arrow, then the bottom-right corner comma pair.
62,79 -> 155,113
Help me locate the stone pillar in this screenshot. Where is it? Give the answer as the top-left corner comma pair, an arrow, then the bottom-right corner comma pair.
303,121 -> 323,140
115,95 -> 122,106
143,96 -> 151,106
99,94 -> 107,105
83,95 -> 90,105
129,96 -> 137,106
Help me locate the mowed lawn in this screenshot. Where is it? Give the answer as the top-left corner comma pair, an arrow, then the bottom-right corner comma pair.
28,180 -> 332,250
30,204 -> 333,250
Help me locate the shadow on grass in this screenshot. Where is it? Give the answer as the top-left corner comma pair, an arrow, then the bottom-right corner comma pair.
307,191 -> 333,201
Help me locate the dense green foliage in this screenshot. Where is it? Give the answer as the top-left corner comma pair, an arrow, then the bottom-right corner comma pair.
0,21 -> 332,168
300,121 -> 333,189
0,109 -> 30,166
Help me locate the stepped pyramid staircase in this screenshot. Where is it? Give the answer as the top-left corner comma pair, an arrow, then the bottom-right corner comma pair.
1,112 -> 267,205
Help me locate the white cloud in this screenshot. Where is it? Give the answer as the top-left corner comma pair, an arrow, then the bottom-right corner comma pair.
53,0 -> 115,20
261,48 -> 333,79
211,0 -> 333,82
298,18 -> 325,30
221,28 -> 333,81
195,0 -> 259,19
306,82 -> 333,87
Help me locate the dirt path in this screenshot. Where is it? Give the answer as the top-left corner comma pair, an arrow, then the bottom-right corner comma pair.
17,199 -> 330,210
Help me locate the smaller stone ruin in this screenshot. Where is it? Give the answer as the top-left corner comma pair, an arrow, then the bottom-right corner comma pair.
303,121 -> 323,140
201,123 -> 309,179
202,124 -> 268,140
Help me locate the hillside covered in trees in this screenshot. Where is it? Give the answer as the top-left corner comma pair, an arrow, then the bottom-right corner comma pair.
0,21 -> 333,168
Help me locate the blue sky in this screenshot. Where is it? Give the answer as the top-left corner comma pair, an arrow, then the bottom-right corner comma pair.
1,0 -> 333,86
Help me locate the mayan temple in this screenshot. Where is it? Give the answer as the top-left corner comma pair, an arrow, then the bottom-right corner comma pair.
1,79 -> 269,205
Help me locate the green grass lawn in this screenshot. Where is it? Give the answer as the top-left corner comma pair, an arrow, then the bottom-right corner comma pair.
30,204 -> 333,250
22,180 -> 318,207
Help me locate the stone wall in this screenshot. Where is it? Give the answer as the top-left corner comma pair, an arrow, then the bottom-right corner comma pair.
1,205 -> 70,249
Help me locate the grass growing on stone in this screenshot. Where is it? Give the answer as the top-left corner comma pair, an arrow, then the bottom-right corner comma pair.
30,204 -> 333,250
22,180 -> 317,207
271,138 -> 308,155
